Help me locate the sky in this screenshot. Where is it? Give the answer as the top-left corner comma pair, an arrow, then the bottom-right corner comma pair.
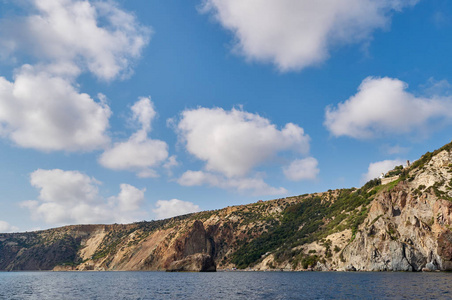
1,0 -> 452,232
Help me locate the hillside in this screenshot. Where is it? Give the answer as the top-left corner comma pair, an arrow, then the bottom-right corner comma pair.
1,142 -> 452,272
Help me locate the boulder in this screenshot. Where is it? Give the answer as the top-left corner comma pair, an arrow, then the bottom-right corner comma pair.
52,265 -> 75,271
313,261 -> 329,271
424,261 -> 437,271
166,253 -> 216,272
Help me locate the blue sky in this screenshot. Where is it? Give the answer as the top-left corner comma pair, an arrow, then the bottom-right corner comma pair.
1,0 -> 452,232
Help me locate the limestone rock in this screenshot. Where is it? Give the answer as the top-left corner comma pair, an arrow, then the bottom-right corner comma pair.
425,261 -> 437,271
166,253 -> 216,272
313,261 -> 329,271
52,265 -> 75,271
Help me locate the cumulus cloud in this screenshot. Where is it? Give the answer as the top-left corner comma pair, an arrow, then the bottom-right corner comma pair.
325,77 -> 452,139
163,155 -> 179,176
283,157 -> 319,181
178,170 -> 287,196
174,106 -> 310,195
177,107 -> 310,177
362,159 -> 406,182
98,137 -> 168,178
0,0 -> 151,81
99,97 -> 169,177
0,0 -> 152,151
152,199 -> 200,220
0,65 -> 111,151
381,144 -> 410,155
114,183 -> 146,212
21,169 -> 147,225
0,221 -> 19,233
201,0 -> 418,71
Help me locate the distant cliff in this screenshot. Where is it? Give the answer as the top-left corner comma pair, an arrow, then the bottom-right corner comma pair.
2,142 -> 452,272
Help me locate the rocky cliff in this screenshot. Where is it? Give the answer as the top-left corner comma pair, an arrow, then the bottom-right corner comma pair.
336,144 -> 452,272
2,142 -> 452,272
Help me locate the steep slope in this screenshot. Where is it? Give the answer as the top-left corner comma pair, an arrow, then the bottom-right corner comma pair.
1,141 -> 452,272
337,142 -> 452,271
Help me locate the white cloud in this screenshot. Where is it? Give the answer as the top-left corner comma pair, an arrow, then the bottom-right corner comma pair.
99,136 -> 168,177
0,65 -> 111,151
178,170 -> 287,196
99,97 -> 169,177
201,0 -> 418,71
22,169 -> 147,225
152,199 -> 200,220
283,157 -> 319,181
114,183 -> 146,212
163,155 -> 179,176
0,221 -> 19,233
176,107 -> 310,177
381,144 -> 410,155
130,96 -> 157,132
325,77 -> 452,139
0,0 -> 151,81
0,0 -> 152,152
175,106 -> 310,195
362,159 -> 406,182
422,78 -> 452,97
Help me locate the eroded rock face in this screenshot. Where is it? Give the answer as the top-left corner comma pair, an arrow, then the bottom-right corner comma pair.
164,220 -> 216,271
174,220 -> 214,260
437,231 -> 452,270
337,184 -> 440,271
335,149 -> 452,271
313,261 -> 329,271
166,253 -> 216,272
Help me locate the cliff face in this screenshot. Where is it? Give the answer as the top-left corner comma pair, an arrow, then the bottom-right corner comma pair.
2,142 -> 452,272
336,147 -> 452,272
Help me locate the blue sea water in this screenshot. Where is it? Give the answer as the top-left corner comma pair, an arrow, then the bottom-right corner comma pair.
0,271 -> 451,299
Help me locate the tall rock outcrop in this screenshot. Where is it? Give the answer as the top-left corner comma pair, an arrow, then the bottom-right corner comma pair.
166,220 -> 216,271
332,145 -> 452,271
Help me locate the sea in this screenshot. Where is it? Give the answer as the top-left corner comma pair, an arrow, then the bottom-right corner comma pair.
0,271 -> 451,299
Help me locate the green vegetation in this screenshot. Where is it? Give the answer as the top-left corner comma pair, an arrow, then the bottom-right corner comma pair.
386,224 -> 398,240
385,178 -> 402,191
323,239 -> 332,258
91,230 -> 128,260
430,184 -> 452,202
370,214 -> 383,225
410,141 -> 452,170
385,165 -> 404,177
230,178 -> 381,269
301,255 -> 319,269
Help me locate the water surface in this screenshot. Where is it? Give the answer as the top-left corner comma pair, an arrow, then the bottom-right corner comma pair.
0,271 -> 451,299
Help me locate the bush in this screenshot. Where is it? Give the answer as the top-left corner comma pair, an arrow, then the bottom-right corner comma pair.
231,182 -> 377,268
302,255 -> 318,269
